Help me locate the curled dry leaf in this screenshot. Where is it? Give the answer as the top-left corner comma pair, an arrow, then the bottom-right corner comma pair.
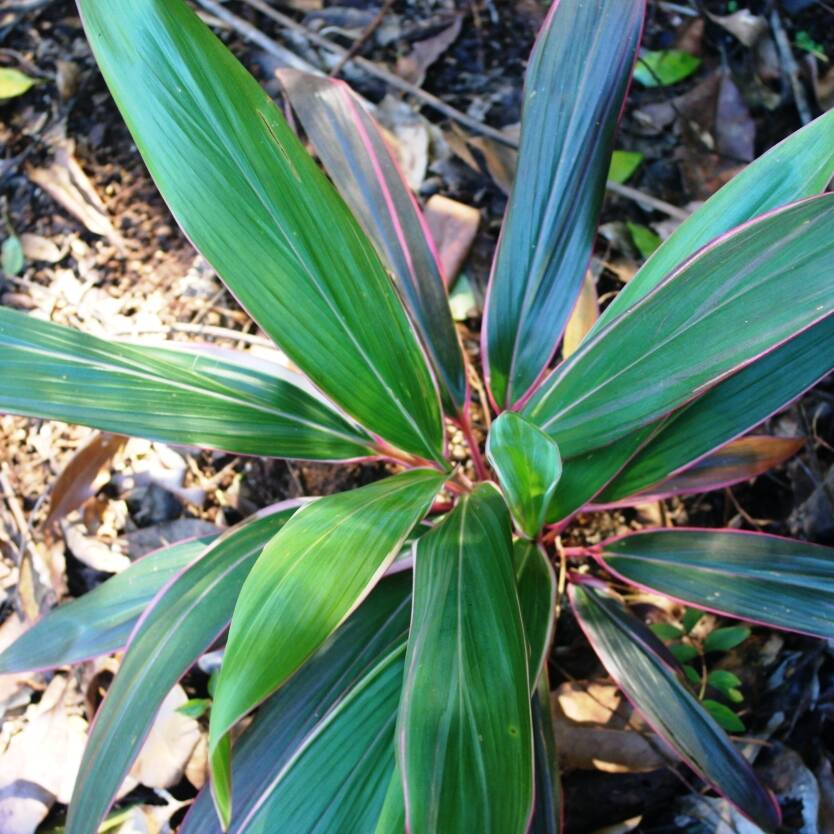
424,194 -> 480,285
45,431 -> 127,529
707,9 -> 768,48
562,270 -> 600,359
19,234 -> 62,264
396,15 -> 462,87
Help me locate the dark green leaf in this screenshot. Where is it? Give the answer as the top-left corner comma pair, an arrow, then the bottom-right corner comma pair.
77,0 -> 443,461
182,573 -> 412,834
399,484 -> 533,834
65,505 -> 299,834
209,470 -> 444,823
702,700 -> 746,733
608,150 -> 643,184
650,623 -> 684,641
682,664 -> 701,687
487,412 -> 562,538
278,70 -> 467,414
483,0 -> 644,406
708,670 -> 742,691
633,50 -> 701,87
594,109 -> 834,334
683,608 -> 704,634
373,767 -> 407,834
0,535 -> 213,674
597,528 -> 834,639
514,540 -> 556,687
530,673 -> 562,834
177,698 -> 211,719
669,643 -> 698,664
597,318 -> 834,504
0,308 -> 374,460
570,585 -> 778,831
704,626 -> 751,654
525,197 -> 834,458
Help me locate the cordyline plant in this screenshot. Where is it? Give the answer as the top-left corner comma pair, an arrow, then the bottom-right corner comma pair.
3,0 -> 834,831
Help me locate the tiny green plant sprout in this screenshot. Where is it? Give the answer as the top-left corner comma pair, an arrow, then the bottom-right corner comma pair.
3,1 -> 834,832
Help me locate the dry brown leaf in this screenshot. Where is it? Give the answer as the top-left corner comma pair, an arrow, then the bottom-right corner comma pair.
813,64 -> 834,111
26,140 -> 122,243
396,16 -> 462,87
707,9 -> 768,48
562,270 -> 600,359
468,134 -> 519,195
424,194 -> 480,285
61,515 -> 131,574
46,431 -> 127,529
553,721 -> 666,773
376,97 -> 430,191
19,234 -> 62,264
716,70 -> 756,162
127,684 -> 202,790
0,676 -> 87,834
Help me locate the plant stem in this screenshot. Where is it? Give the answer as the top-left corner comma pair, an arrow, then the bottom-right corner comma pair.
460,416 -> 490,482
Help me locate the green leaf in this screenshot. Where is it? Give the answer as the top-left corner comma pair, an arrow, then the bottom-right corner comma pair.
1,235 -> 24,275
0,67 -> 39,100
177,698 -> 212,719
608,150 -> 644,184
399,484 -> 533,834
181,573 -> 412,834
570,585 -> 778,831
705,626 -> 751,654
597,318 -> 834,504
669,643 -> 698,664
598,528 -> 834,640
650,623 -> 684,641
0,535 -> 212,674
595,109 -> 834,334
209,469 -> 444,824
627,222 -> 661,259
0,308 -> 375,460
487,412 -> 562,538
373,767 -> 407,834
65,504 -> 299,834
525,196 -> 834,459
709,670 -> 743,691
702,700 -> 746,733
278,70 -> 467,415
682,664 -> 701,687
483,0 -> 644,406
633,50 -> 701,87
77,0 -> 443,461
683,608 -> 704,633
514,540 -> 556,688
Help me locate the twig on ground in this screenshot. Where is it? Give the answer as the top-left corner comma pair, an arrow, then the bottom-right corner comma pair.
329,0 -> 395,77
769,8 -> 813,125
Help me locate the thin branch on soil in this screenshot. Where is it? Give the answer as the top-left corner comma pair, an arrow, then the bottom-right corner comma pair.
329,0 -> 395,77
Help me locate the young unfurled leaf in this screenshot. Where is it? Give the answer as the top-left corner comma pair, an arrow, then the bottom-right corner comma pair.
487,412 -> 562,538
570,585 -> 778,831
65,505 -> 300,834
608,150 -> 644,184
597,528 -> 834,639
702,699 -> 746,733
399,484 -> 533,834
0,67 -> 39,100
483,0 -> 644,407
77,0 -> 444,462
209,470 -> 444,825
633,50 -> 701,87
705,626 -> 751,654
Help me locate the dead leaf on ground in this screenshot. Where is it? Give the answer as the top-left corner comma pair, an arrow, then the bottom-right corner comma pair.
812,62 -> 834,111
61,514 -> 131,574
125,684 -> 202,792
0,676 -> 87,834
26,139 -> 122,245
716,69 -> 756,162
376,96 -> 430,191
19,234 -> 62,264
424,194 -> 480,285
562,270 -> 600,359
396,15 -> 462,87
468,133 -> 519,195
45,431 -> 127,530
707,9 -> 768,48
0,615 -> 34,721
